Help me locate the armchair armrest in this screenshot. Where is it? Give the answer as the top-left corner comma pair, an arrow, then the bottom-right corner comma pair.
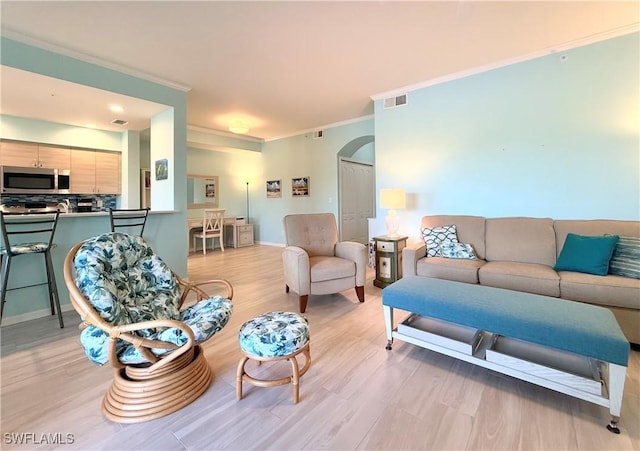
335,241 -> 367,286
402,242 -> 426,276
283,246 -> 311,295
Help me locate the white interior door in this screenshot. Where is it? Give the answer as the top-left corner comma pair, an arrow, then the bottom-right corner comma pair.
339,159 -> 374,244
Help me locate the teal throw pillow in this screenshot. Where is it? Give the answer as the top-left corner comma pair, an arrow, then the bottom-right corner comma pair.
554,233 -> 619,276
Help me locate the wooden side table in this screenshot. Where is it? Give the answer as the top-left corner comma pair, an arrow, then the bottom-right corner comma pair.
373,235 -> 408,288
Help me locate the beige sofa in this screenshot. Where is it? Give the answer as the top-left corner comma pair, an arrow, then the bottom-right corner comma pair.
402,216 -> 640,344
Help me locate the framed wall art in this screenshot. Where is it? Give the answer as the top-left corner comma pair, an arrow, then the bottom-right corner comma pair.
266,179 -> 282,198
292,176 -> 310,197
155,159 -> 168,181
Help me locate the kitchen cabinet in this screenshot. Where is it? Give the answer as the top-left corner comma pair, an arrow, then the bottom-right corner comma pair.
0,140 -> 70,169
71,149 -> 121,194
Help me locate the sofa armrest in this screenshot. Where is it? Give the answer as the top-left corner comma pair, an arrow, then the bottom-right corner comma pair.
282,246 -> 311,295
336,241 -> 367,286
402,242 -> 426,276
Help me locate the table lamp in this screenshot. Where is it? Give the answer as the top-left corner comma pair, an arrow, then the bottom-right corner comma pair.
380,189 -> 406,237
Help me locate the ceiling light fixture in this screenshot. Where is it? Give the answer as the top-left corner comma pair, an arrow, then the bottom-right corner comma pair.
109,105 -> 124,113
229,120 -> 249,135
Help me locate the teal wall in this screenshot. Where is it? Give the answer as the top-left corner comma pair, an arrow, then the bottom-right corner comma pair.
1,114 -> 123,150
374,32 -> 640,240
257,119 -> 375,244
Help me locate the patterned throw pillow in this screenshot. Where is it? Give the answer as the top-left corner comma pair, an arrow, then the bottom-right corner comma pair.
440,242 -> 477,260
422,225 -> 458,257
609,235 -> 640,279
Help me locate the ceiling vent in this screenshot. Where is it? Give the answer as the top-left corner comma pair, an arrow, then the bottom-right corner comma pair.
383,94 -> 408,109
111,119 -> 129,125
312,130 -> 324,139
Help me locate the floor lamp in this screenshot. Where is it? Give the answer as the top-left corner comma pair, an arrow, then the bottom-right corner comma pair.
245,181 -> 250,223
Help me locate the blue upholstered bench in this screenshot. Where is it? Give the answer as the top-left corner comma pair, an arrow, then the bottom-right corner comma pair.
382,276 -> 629,433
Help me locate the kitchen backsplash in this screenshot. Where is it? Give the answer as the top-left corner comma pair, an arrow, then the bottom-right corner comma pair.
0,194 -> 117,212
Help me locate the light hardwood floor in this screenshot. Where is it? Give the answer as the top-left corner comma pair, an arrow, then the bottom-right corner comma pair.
1,244 -> 639,450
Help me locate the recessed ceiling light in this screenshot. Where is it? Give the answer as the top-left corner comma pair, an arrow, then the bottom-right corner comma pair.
109,105 -> 124,113
229,120 -> 249,134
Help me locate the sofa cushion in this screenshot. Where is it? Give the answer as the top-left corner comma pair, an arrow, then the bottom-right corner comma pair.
609,236 -> 640,279
440,242 -> 477,260
554,233 -> 619,276
479,261 -> 560,297
559,271 -> 640,310
421,215 -> 486,259
485,217 -> 556,266
416,257 -> 485,284
422,225 -> 458,257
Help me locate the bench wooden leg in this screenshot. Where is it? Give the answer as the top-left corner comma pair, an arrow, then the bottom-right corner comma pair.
383,305 -> 394,350
607,363 -> 626,434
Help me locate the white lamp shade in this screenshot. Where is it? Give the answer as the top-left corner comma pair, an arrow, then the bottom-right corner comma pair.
380,189 -> 406,210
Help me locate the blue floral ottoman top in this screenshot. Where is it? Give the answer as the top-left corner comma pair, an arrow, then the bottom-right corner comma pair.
239,311 -> 309,358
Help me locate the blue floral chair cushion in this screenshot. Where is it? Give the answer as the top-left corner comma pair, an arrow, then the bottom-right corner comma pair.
74,232 -> 233,366
239,311 -> 310,358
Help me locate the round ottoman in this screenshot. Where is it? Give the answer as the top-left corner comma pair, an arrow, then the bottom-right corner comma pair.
236,311 -> 311,403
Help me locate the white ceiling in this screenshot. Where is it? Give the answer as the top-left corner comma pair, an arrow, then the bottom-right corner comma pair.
1,1 -> 638,141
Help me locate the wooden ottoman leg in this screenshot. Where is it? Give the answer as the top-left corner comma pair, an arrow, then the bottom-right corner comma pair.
289,355 -> 301,403
236,356 -> 249,400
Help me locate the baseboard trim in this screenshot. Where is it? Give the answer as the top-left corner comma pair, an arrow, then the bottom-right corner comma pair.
1,304 -> 75,326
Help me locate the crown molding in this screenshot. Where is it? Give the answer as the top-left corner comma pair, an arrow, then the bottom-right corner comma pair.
265,114 -> 375,142
187,124 -> 264,143
2,29 -> 192,92
371,24 -> 639,101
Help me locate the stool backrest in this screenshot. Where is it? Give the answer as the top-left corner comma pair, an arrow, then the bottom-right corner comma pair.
109,208 -> 150,236
0,211 -> 59,255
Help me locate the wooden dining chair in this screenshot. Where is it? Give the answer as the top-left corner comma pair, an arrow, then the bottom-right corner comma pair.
193,208 -> 225,254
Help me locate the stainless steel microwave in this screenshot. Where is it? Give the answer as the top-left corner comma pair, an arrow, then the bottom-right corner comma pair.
0,166 -> 70,194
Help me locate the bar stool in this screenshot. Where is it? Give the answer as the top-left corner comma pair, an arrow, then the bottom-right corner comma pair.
0,211 -> 64,328
109,208 -> 150,237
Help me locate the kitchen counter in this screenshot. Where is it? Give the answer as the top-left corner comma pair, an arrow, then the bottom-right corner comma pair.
59,210 -> 175,217
1,209 -> 185,326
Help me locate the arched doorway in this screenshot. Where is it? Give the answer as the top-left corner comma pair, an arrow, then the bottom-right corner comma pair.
337,135 -> 375,243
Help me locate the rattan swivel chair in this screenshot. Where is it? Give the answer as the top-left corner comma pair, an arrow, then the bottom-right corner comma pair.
64,232 -> 233,423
